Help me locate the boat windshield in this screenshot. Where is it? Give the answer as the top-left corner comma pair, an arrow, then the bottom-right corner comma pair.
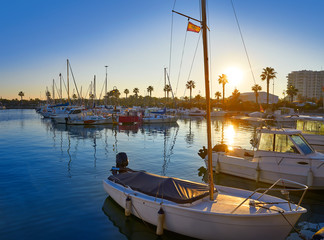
290,134 -> 314,155
258,132 -> 310,154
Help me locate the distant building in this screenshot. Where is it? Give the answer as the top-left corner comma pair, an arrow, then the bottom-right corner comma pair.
239,91 -> 278,104
287,70 -> 324,100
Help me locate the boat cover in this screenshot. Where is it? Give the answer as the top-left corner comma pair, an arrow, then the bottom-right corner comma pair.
108,171 -> 214,204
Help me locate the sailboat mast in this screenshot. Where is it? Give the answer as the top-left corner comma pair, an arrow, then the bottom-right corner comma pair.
201,0 -> 214,200
164,67 -> 166,99
59,73 -> 62,101
67,59 -> 70,102
52,79 -> 55,102
105,66 -> 108,105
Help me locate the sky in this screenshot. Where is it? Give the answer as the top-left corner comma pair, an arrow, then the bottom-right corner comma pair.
0,0 -> 323,100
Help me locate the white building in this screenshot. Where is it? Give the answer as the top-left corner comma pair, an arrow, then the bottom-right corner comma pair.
287,70 -> 324,100
239,91 -> 279,104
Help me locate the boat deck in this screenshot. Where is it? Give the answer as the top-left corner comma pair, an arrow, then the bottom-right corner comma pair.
185,193 -> 284,215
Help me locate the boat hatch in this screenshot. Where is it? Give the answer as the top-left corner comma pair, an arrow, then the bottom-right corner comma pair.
258,132 -> 314,155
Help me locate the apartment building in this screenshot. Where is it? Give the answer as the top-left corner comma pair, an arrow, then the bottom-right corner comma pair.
287,70 -> 324,100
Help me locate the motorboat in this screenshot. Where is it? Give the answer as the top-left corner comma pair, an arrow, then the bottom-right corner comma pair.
67,110 -> 113,125
142,108 -> 177,124
210,107 -> 226,117
206,127 -> 324,189
188,107 -> 206,116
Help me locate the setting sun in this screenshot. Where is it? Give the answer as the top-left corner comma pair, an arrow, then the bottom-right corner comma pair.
225,67 -> 243,86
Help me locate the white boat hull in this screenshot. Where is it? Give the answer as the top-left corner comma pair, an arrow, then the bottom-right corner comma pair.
142,116 -> 177,124
209,151 -> 324,189
103,179 -> 305,240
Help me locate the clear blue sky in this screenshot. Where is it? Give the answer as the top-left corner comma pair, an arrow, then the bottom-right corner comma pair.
1,0 -> 323,100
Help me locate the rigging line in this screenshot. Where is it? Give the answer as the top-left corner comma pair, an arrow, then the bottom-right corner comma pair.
175,20 -> 189,97
183,32 -> 202,98
230,0 -> 256,85
168,1 -> 176,91
61,75 -> 68,100
207,0 -> 213,96
98,80 -> 105,100
68,61 -> 81,99
53,80 -> 61,99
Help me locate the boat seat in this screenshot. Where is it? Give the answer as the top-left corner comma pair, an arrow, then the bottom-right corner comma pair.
229,148 -> 254,158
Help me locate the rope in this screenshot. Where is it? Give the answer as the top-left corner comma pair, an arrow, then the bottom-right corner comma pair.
175,21 -> 189,97
168,0 -> 177,95
183,33 -> 201,98
230,0 -> 256,85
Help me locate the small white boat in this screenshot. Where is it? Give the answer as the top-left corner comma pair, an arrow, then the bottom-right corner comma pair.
210,107 -> 226,117
188,107 -> 206,116
207,127 -> 324,189
67,114 -> 113,125
51,106 -> 84,124
142,114 -> 178,124
103,153 -> 307,240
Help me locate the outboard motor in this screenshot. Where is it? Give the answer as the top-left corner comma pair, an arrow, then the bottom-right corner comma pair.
112,152 -> 129,175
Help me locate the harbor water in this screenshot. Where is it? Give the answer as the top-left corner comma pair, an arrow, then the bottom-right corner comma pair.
0,109 -> 323,240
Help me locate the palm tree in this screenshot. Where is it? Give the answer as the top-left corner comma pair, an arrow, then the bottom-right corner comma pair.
124,89 -> 129,99
186,80 -> 195,101
164,85 -> 172,99
286,85 -> 298,102
18,91 -> 24,101
45,91 -> 51,101
218,74 -> 228,104
108,88 -> 120,99
260,67 -> 277,106
231,88 -> 240,101
147,86 -> 154,98
215,91 -> 221,103
133,88 -> 139,98
251,84 -> 262,106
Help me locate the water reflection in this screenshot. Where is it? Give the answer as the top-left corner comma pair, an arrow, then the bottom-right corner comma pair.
102,197 -> 195,240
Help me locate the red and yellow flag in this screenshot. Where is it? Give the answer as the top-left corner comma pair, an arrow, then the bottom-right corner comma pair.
260,104 -> 264,113
187,22 -> 201,33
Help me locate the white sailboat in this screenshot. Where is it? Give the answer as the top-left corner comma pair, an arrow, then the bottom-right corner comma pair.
103,1 -> 307,239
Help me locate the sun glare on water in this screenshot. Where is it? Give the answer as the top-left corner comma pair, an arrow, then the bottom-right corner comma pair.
225,67 -> 243,86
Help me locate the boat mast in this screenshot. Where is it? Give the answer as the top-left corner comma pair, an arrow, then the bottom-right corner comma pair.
59,73 -> 62,102
164,67 -> 166,99
67,59 -> 70,102
52,79 -> 55,103
105,65 -> 108,105
201,0 -> 214,200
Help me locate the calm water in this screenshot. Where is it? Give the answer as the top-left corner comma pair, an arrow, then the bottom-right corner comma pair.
0,109 -> 323,240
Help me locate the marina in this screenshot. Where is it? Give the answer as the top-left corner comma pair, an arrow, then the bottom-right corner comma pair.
1,0 -> 324,239
1,109 -> 323,240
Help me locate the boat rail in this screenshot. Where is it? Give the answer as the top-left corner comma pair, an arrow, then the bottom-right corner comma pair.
231,178 -> 308,214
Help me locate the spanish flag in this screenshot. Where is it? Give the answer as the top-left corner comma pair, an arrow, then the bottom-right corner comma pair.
187,21 -> 201,33
260,104 -> 264,113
